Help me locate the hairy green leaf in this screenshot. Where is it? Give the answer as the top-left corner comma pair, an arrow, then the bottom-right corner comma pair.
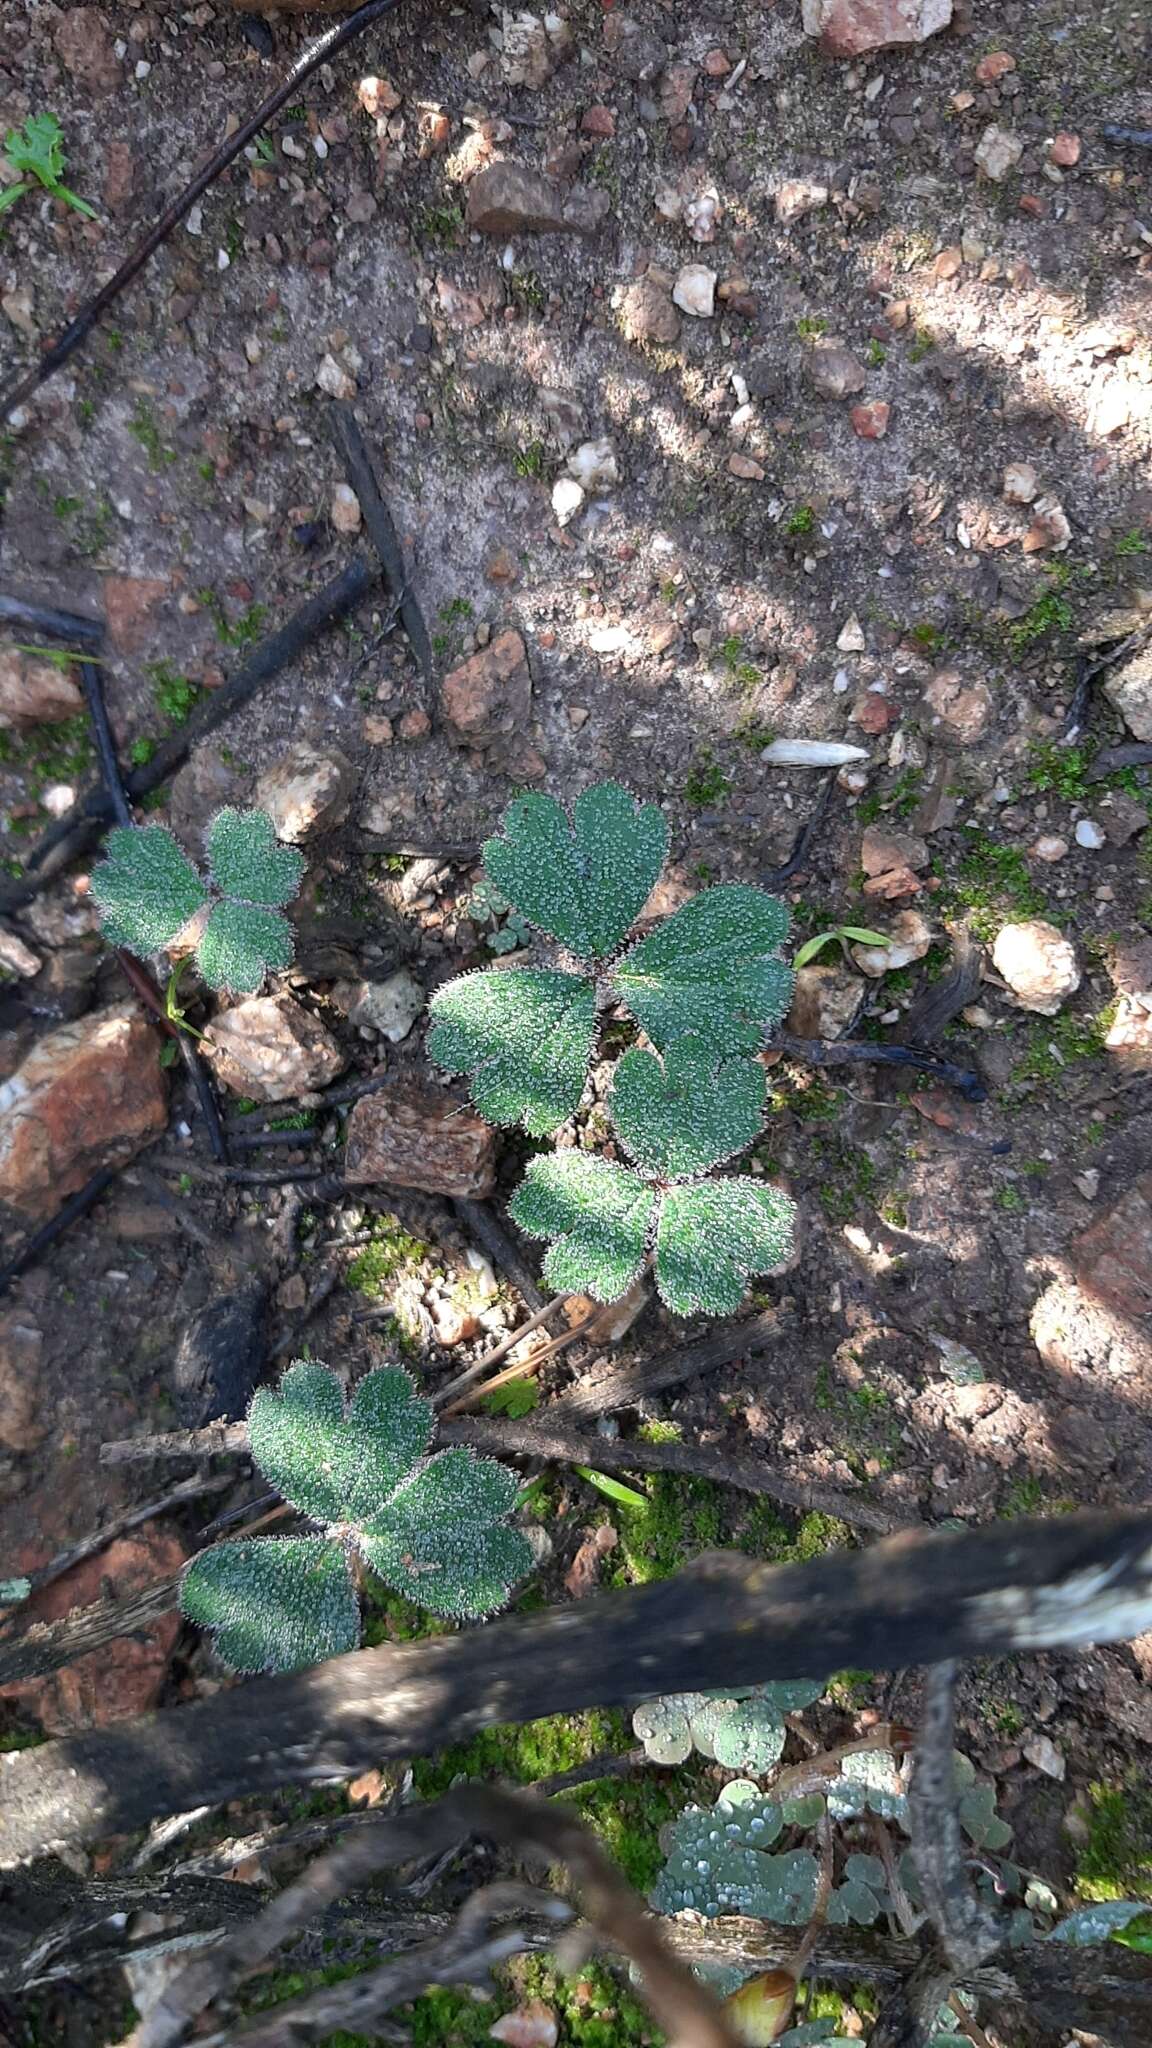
610,1036 -> 765,1179
827,1748 -> 909,1824
483,781 -> 668,960
207,807 -> 305,907
248,1363 -> 433,1526
510,1151 -> 655,1303
1049,1902 -> 1151,1946
90,824 -> 208,955
180,1537 -> 359,1674
631,1694 -> 699,1766
613,884 -> 792,1052
358,1448 -> 534,1617
655,1178 -> 796,1316
428,968 -> 596,1135
196,899 -> 295,994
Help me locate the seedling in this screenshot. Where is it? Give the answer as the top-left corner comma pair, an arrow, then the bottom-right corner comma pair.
0,113 -> 96,223
792,924 -> 890,970
429,783 -> 797,1318
181,1361 -> 533,1672
91,807 -> 304,995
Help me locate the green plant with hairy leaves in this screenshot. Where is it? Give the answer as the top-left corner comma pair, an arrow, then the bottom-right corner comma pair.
181,1361 -> 534,1673
91,807 -> 304,996
428,783 -> 796,1317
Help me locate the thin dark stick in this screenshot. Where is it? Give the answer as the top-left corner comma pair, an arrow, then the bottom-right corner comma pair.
224,1070 -> 388,1128
1101,125 -> 1152,147
0,3 -> 408,424
909,1663 -> 1001,1971
0,559 -> 372,916
0,1475 -> 230,1615
763,772 -> 837,887
0,1166 -> 119,1299
0,593 -> 104,650
78,659 -> 131,827
228,1127 -> 321,1150
443,1414 -> 907,1534
1062,623 -> 1152,743
328,403 -> 433,680
115,952 -> 229,1166
777,1034 -> 986,1102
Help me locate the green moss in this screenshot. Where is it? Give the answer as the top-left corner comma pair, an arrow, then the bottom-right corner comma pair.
1005,565 -> 1076,655
783,504 -> 816,538
411,1709 -> 625,1801
405,1961 -> 654,2047
0,713 -> 93,797
682,747 -> 730,807
945,831 -> 1047,942
1077,1780 -> 1152,1903
345,1213 -> 428,1298
1013,1004 -> 1116,1085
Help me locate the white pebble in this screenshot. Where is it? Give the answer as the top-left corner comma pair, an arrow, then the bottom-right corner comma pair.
1074,818 -> 1105,848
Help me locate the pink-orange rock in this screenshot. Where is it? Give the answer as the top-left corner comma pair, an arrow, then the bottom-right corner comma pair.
1049,131 -> 1081,167
975,49 -> 1016,83
1071,1177 -> 1152,1324
851,399 -> 891,440
0,648 -> 83,728
801,0 -> 952,58
102,574 -> 170,654
0,1005 -> 167,1219
440,629 -> 531,746
345,1084 -> 497,1197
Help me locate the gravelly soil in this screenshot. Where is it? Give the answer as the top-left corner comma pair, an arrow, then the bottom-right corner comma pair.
1,1 -> 1151,2039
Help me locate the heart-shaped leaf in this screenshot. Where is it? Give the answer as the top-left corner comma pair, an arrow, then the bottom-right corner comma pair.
207,806 -> 305,907
655,1177 -> 796,1316
196,899 -> 295,994
180,1536 -> 359,1674
613,885 -> 793,1053
484,781 -> 668,960
509,1151 -> 656,1303
610,1036 -> 765,1178
632,1694 -> 699,1765
359,1447 -> 534,1617
90,823 -> 208,955
428,968 -> 596,1135
248,1362 -> 433,1527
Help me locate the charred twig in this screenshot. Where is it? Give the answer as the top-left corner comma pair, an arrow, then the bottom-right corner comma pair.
763,772 -> 837,888
0,593 -> 104,650
8,1511 -> 1152,1863
1089,741 -> 1152,778
909,1664 -> 1001,1972
202,1884 -> 568,2048
0,5 -> 409,424
1101,125 -> 1152,148
776,1033 -> 986,1102
549,1306 -> 781,1420
0,560 -> 373,915
224,1070 -> 388,1128
441,1415 -> 908,1534
228,1126 -> 322,1150
1062,622 -> 1152,743
78,658 -> 131,828
0,1475 -> 229,1618
98,1408 -> 907,1535
116,953 -> 228,1166
327,403 -> 432,681
0,1164 -> 120,1301
898,926 -> 983,1048
0,1574 -> 182,1689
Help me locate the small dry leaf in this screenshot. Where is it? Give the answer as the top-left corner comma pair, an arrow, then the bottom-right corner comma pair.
489,1999 -> 559,2048
723,1968 -> 796,2045
564,1524 -> 618,1600
348,1767 -> 387,1807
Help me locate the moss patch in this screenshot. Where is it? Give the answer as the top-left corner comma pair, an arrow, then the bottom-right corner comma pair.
1077,1779 -> 1152,1903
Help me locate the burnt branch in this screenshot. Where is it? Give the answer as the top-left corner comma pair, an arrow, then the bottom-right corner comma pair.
4,1511 -> 1152,1865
